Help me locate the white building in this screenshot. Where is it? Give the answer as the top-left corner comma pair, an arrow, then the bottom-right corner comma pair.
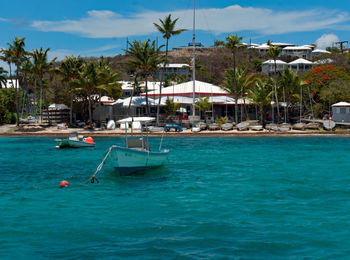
332,102 -> 350,122
282,46 -> 312,59
141,80 -> 228,98
312,49 -> 331,57
288,58 -> 313,72
262,60 -> 288,75
0,79 -> 20,89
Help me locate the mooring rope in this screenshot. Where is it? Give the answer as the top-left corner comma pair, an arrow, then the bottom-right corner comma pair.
86,145 -> 115,184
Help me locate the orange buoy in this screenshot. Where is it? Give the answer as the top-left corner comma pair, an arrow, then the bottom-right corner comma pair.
84,136 -> 94,144
59,180 -> 69,187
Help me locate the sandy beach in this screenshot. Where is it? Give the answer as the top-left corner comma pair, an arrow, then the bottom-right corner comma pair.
1,124 -> 350,137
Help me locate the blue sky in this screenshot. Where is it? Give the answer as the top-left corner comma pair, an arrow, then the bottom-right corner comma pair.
0,0 -> 349,63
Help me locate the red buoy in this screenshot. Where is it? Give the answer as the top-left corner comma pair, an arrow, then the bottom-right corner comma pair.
59,180 -> 69,187
84,136 -> 94,144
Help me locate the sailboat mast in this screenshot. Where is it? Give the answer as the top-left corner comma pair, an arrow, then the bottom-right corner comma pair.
192,0 -> 196,116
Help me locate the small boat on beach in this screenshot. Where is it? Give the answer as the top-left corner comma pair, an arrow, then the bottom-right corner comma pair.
237,122 -> 249,131
323,120 -> 336,131
221,123 -> 233,131
109,117 -> 169,175
279,123 -> 292,132
55,132 -> 95,148
250,125 -> 264,131
292,123 -> 306,130
209,123 -> 220,131
306,122 -> 320,130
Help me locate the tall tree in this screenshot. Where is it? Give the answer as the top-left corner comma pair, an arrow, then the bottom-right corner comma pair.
95,58 -> 122,122
154,14 -> 187,125
222,67 -> 257,121
267,45 -> 282,122
1,37 -> 27,125
126,39 -> 164,116
248,77 -> 273,126
56,55 -> 84,125
218,34 -> 245,123
279,68 -> 301,122
31,48 -> 57,123
74,61 -> 98,126
195,96 -> 213,122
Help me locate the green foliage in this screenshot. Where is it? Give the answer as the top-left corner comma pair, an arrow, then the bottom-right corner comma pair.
195,97 -> 212,112
164,98 -> 179,115
313,103 -> 327,119
267,45 -> 282,60
0,88 -> 16,124
126,39 -> 164,77
278,67 -> 301,105
216,117 -> 226,125
222,67 -> 257,97
153,14 -> 187,40
319,79 -> 350,105
219,34 -> 245,52
253,58 -> 262,72
248,77 -> 273,124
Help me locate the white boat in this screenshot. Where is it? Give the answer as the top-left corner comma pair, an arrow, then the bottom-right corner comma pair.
110,117 -> 169,175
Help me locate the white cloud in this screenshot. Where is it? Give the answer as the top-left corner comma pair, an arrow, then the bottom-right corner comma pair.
315,33 -> 339,49
31,5 -> 350,38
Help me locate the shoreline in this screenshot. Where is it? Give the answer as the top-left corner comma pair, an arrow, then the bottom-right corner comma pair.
1,124 -> 350,137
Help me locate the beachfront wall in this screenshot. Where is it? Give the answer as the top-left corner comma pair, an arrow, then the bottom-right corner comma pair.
332,102 -> 350,122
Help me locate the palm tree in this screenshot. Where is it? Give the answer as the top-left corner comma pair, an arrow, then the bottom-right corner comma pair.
195,97 -> 212,122
31,48 -> 57,123
279,68 -> 301,122
218,34 -> 245,123
0,37 -> 28,125
126,39 -> 164,116
222,67 -> 257,121
248,77 -> 273,126
154,14 -> 187,125
56,55 -> 84,125
74,61 -> 98,126
267,45 -> 282,122
164,98 -> 180,118
95,59 -> 122,123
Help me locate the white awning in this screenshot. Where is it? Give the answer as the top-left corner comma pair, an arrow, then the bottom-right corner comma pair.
48,104 -> 69,110
332,102 -> 350,107
142,80 -> 228,97
262,59 -> 287,65
289,58 -> 313,65
107,96 -> 156,107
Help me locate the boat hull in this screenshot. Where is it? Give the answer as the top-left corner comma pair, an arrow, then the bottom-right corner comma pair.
111,146 -> 168,175
58,140 -> 95,148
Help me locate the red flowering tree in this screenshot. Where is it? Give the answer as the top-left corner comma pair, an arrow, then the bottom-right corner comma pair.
304,65 -> 350,118
304,65 -> 350,90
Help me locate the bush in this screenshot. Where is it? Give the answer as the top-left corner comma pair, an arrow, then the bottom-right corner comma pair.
0,89 -> 16,124
216,117 -> 226,125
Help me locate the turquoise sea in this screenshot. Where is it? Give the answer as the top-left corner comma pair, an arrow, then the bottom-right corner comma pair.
1,136 -> 350,259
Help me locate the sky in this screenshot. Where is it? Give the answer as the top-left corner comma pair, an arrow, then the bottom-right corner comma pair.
0,0 -> 349,65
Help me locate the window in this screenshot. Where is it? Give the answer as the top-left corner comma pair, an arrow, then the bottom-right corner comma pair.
340,107 -> 346,114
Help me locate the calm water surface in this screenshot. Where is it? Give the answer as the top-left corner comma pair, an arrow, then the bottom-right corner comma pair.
1,136 -> 350,259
